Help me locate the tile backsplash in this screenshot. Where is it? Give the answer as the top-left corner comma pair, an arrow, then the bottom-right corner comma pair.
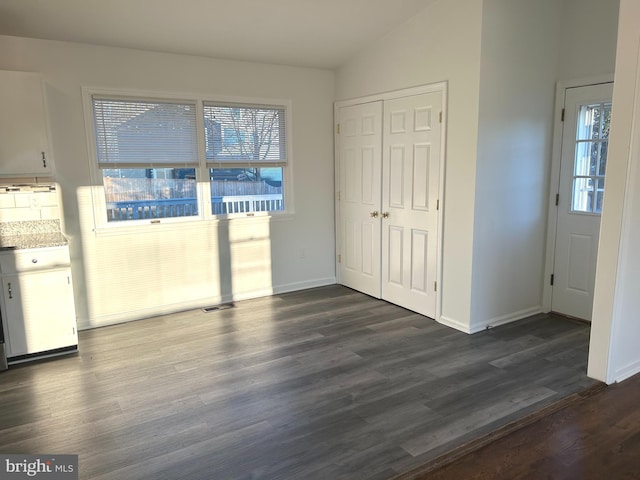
0,186 -> 61,222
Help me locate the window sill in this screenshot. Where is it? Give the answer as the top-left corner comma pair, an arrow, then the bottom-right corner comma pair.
93,212 -> 294,238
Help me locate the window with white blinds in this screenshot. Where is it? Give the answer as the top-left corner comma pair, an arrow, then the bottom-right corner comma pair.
92,98 -> 199,168
86,92 -> 290,224
203,103 -> 287,166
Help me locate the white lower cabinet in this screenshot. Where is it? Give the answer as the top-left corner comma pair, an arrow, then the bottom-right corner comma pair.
3,269 -> 77,358
0,247 -> 78,360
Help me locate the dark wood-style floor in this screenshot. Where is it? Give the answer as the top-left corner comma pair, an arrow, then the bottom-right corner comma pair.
0,285 -> 598,479
412,371 -> 640,480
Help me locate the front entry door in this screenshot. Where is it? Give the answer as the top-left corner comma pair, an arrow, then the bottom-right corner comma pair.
337,101 -> 383,298
381,92 -> 442,318
552,83 -> 613,320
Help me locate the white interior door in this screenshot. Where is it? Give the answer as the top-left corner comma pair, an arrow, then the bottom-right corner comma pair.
337,101 -> 383,298
381,92 -> 442,318
552,83 -> 613,321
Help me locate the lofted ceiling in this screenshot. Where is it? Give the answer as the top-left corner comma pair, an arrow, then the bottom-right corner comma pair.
0,0 -> 435,69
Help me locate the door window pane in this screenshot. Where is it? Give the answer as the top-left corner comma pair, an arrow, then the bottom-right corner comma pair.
572,177 -> 593,213
598,143 -> 608,176
577,104 -> 601,140
571,101 -> 611,214
573,142 -> 593,176
595,178 -> 606,213
601,104 -> 612,139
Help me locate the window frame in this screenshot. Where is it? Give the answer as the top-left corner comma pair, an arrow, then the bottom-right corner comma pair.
570,100 -> 611,215
82,87 -> 294,233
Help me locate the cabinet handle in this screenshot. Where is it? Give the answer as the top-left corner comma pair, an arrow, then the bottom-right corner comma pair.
42,152 -> 47,168
7,282 -> 12,299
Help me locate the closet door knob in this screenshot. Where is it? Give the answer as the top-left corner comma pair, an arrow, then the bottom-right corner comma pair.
382,212 -> 389,219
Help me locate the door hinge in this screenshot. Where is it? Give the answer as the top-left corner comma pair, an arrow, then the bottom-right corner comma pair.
337,191 -> 341,201
439,111 -> 443,123
561,108 -> 565,122
338,254 -> 342,264
434,281 -> 437,292
555,193 -> 559,206
436,199 -> 440,211
550,274 -> 555,286
336,124 -> 340,134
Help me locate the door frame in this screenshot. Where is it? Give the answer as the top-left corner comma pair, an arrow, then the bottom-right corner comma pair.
543,75 -> 614,314
334,81 -> 448,321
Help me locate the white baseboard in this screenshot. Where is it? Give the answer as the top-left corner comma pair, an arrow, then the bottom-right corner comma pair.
613,360 -> 640,384
438,306 -> 544,335
76,297 -> 224,330
256,277 -> 336,297
478,306 -> 544,332
77,276 -> 336,330
438,316 -> 474,334
222,277 -> 337,303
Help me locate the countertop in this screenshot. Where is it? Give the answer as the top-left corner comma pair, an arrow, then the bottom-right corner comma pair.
0,232 -> 68,251
0,220 -> 68,251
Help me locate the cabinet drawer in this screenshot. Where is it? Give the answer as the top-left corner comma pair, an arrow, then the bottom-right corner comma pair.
0,246 -> 70,273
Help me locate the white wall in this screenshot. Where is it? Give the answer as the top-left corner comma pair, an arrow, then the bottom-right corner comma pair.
0,35 -> 336,329
335,0 -> 620,334
589,0 -> 640,383
470,0 -> 562,330
17,0 -> 614,335
558,0 -> 620,81
335,0 -> 484,329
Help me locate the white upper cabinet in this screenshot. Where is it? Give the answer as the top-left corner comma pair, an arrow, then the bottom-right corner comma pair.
0,70 -> 53,176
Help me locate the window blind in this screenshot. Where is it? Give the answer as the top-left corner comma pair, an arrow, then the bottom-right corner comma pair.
92,97 -> 199,168
203,103 -> 287,166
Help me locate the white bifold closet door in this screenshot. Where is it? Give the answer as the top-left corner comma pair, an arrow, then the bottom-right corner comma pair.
337,90 -> 442,319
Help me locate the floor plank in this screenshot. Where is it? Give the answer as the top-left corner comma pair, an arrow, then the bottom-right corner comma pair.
407,373 -> 640,480
0,285 -> 598,479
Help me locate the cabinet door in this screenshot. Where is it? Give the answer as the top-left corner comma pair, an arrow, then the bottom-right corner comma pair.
0,70 -> 52,176
3,269 -> 77,357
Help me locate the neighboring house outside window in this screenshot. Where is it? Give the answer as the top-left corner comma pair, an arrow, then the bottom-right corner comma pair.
86,92 -> 290,225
